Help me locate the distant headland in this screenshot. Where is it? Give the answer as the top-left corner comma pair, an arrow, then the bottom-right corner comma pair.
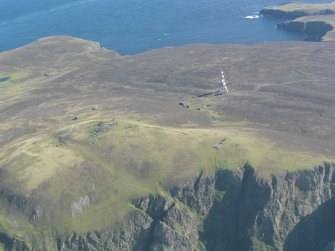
261,2 -> 335,41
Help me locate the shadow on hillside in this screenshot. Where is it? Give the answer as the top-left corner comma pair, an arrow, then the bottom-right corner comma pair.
284,196 -> 335,251
200,166 -> 272,251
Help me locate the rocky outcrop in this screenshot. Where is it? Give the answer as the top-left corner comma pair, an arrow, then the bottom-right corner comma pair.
277,20 -> 334,41
0,233 -> 30,251
260,9 -> 309,19
0,189 -> 38,222
57,211 -> 153,251
260,3 -> 335,42
57,194 -> 199,251
54,162 -> 335,251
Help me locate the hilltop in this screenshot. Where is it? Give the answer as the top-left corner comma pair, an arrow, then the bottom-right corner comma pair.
260,2 -> 335,18
1,37 -> 335,250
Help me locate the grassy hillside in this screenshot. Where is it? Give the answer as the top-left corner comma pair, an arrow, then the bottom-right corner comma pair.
269,2 -> 335,12
0,117 -> 332,235
0,36 -> 335,241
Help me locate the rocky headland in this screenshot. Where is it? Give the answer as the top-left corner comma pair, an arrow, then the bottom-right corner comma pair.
261,2 -> 335,41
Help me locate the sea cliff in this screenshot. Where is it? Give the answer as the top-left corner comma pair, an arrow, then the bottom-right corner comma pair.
2,163 -> 335,250
261,2 -> 335,41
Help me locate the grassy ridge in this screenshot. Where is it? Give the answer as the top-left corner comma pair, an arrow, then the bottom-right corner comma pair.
0,118 -> 332,234
267,2 -> 335,13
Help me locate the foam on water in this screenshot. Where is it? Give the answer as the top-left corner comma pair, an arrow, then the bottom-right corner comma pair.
243,15 -> 260,19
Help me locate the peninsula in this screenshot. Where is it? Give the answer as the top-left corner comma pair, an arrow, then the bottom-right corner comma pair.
261,2 -> 335,41
1,36 -> 335,250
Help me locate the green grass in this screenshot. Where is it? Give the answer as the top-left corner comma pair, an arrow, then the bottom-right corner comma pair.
250,237 -> 275,251
0,117 -> 333,235
61,119 -> 333,231
197,241 -> 206,251
214,190 -> 225,201
0,210 -> 35,247
0,70 -> 37,99
0,70 -> 30,85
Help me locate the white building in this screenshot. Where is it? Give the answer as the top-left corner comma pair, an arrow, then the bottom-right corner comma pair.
217,70 -> 228,95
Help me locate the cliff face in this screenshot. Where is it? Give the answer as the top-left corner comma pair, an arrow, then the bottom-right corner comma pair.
260,9 -> 310,18
277,20 -> 334,41
46,163 -> 335,251
260,3 -> 335,41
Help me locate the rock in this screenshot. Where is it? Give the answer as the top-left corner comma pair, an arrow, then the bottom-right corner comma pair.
213,139 -> 226,149
57,211 -> 153,251
72,115 -> 79,120
41,71 -> 49,77
71,195 -> 90,217
178,101 -> 190,108
92,119 -> 118,135
260,8 -> 307,18
108,119 -> 118,127
94,121 -> 106,133
149,219 -> 197,251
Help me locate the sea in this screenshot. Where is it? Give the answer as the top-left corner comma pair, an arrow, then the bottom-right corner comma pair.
0,0 -> 328,55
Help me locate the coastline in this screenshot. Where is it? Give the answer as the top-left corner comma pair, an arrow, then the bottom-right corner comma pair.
261,2 -> 335,41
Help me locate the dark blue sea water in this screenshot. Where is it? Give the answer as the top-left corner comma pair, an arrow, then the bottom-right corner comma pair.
0,0 -> 327,54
